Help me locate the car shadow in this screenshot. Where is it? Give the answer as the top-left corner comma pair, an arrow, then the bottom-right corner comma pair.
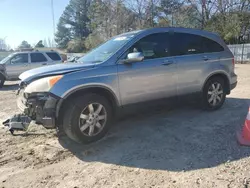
58,97 -> 250,172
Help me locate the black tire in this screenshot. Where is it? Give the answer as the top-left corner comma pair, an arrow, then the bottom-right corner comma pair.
62,93 -> 113,144
202,77 -> 226,111
0,74 -> 5,88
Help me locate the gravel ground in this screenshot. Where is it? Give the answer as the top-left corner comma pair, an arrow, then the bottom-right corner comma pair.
0,64 -> 250,188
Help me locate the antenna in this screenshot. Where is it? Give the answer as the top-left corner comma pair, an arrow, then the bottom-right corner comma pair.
51,0 -> 55,47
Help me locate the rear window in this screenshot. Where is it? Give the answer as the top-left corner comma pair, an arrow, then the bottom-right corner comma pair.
46,52 -> 61,61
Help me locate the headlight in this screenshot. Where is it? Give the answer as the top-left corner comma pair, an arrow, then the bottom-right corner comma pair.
24,75 -> 63,93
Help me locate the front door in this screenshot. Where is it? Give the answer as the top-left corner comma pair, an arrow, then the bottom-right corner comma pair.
117,32 -> 177,105
6,53 -> 30,79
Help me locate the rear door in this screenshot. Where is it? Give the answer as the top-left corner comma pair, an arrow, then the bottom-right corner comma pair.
173,32 -> 224,96
5,53 -> 30,79
172,32 -> 207,95
30,52 -> 49,69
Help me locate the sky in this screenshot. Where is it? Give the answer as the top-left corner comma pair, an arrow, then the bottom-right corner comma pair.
0,0 -> 70,48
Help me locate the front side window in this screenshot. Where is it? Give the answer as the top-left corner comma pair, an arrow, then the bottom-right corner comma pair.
128,33 -> 170,60
31,53 -> 47,63
10,54 -> 28,64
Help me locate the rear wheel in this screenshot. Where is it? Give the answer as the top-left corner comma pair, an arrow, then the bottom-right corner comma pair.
202,77 -> 226,110
62,93 -> 113,144
0,74 -> 5,88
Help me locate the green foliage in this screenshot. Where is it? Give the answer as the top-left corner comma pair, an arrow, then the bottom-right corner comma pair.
84,33 -> 104,51
18,41 -> 31,49
55,0 -> 250,51
55,0 -> 91,49
174,5 -> 201,28
66,38 -> 85,53
205,11 -> 250,43
55,18 -> 72,49
35,40 -> 45,48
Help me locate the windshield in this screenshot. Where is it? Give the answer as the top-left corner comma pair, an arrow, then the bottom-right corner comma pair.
0,54 -> 13,64
77,34 -> 135,64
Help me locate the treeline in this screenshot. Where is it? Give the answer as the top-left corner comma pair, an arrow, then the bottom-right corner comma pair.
55,0 -> 250,52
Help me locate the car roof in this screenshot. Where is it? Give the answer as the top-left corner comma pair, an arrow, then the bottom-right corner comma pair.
116,27 -> 221,41
13,51 -> 59,55
144,27 -> 219,37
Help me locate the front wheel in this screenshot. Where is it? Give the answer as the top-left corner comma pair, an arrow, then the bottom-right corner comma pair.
202,77 -> 226,110
62,94 -> 113,144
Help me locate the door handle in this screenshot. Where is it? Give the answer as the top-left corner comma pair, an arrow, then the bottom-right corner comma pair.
42,63 -> 48,65
162,60 -> 174,66
203,56 -> 210,61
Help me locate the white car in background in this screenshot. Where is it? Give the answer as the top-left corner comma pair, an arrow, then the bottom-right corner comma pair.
0,50 -> 62,87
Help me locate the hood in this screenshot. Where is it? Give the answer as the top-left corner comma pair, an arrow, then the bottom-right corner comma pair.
19,63 -> 95,82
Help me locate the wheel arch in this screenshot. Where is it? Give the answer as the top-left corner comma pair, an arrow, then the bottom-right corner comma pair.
202,72 -> 230,94
56,86 -> 120,125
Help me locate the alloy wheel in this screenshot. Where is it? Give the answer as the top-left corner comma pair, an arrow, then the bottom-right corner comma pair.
207,82 -> 224,106
78,103 -> 107,136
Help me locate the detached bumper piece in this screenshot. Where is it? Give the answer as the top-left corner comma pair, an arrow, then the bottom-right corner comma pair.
2,114 -> 31,134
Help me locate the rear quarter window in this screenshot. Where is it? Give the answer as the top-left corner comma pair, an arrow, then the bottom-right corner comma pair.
202,37 -> 224,53
46,52 -> 61,61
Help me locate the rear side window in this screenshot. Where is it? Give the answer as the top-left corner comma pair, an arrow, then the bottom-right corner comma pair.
172,32 -> 224,56
31,53 -> 47,62
46,52 -> 61,61
172,33 -> 203,56
129,33 -> 171,60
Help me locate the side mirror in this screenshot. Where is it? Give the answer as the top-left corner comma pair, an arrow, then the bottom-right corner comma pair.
122,52 -> 144,63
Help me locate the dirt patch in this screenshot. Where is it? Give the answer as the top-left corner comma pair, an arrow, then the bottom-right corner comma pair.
0,65 -> 250,188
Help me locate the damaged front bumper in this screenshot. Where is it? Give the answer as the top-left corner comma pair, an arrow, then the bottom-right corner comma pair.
15,87 -> 61,129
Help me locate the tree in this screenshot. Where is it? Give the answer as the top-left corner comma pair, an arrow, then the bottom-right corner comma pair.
35,40 -> 45,48
67,38 -> 85,52
84,33 -> 104,50
55,0 -> 250,49
55,18 -> 72,48
18,41 -> 31,49
126,0 -> 160,28
157,0 -> 183,26
55,0 -> 91,49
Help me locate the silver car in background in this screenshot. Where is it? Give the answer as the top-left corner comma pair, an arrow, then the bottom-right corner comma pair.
6,27 -> 237,144
0,50 -> 62,87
